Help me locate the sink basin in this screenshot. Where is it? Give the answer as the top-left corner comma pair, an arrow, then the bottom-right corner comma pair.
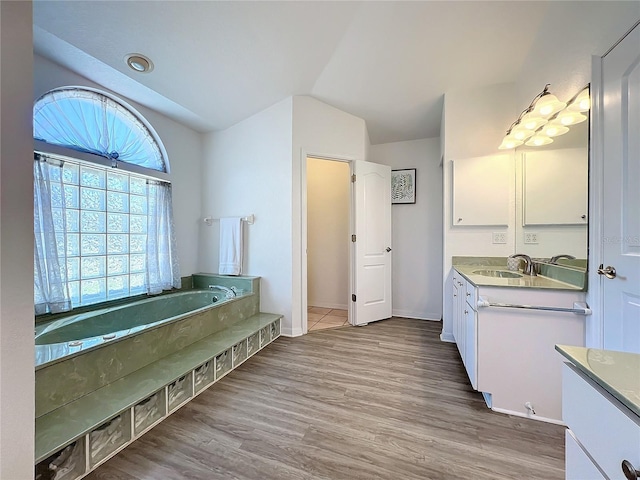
472,269 -> 523,279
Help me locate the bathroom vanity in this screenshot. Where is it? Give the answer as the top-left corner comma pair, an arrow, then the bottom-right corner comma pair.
557,345 -> 640,479
450,257 -> 587,423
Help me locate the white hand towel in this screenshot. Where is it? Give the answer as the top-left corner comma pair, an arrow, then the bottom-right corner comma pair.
219,217 -> 243,275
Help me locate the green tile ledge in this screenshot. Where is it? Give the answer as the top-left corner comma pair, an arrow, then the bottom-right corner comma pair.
35,312 -> 282,467
453,256 -> 586,290
556,345 -> 640,418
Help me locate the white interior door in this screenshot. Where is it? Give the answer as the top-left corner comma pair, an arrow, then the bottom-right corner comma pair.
352,160 -> 392,326
602,23 -> 640,352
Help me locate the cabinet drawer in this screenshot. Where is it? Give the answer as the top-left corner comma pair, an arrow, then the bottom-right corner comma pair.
565,429 -> 605,480
465,281 -> 477,310
563,363 -> 640,479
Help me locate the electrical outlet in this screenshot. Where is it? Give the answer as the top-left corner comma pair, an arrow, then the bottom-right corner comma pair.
492,232 -> 507,244
524,232 -> 539,244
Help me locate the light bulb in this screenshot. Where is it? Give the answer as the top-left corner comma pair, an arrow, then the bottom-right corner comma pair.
521,112 -> 548,130
568,89 -> 590,112
534,94 -> 566,118
525,135 -> 553,147
498,135 -> 523,150
511,127 -> 534,141
556,110 -> 587,126
543,124 -> 570,137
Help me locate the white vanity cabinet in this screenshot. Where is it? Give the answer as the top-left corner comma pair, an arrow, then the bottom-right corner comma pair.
563,362 -> 640,480
451,271 -> 478,390
448,267 -> 586,422
463,281 -> 478,390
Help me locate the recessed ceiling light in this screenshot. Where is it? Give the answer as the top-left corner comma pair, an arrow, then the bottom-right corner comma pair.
125,54 -> 153,73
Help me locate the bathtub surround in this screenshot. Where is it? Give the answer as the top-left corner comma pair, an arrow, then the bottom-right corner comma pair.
34,274 -> 282,476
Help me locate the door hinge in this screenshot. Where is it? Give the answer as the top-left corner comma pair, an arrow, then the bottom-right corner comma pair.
352,294 -> 356,302
351,174 -> 356,183
351,234 -> 356,242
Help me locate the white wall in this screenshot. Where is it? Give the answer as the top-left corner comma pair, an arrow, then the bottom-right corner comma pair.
515,3 -> 640,113
34,55 -> 203,277
0,2 -> 35,478
200,98 -> 294,331
306,158 -> 350,310
292,95 -> 368,336
369,138 -> 442,320
441,82 -> 517,339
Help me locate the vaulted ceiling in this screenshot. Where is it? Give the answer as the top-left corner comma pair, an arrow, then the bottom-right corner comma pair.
33,1 -> 639,145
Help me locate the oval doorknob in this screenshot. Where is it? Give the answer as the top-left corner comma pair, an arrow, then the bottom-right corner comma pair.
622,460 -> 640,480
597,264 -> 617,279
386,247 -> 392,252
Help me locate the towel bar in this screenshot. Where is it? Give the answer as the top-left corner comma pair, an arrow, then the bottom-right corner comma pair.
477,298 -> 591,315
203,214 -> 254,226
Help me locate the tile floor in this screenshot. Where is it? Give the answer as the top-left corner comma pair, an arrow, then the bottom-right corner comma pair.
307,306 -> 350,332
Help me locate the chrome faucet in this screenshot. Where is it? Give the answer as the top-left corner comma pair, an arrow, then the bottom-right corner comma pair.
508,254 -> 537,276
549,254 -> 575,264
208,285 -> 236,297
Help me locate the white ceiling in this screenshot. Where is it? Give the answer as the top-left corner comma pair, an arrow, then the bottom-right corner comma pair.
32,1 -> 638,145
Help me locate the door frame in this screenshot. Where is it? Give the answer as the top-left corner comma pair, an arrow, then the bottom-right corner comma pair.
586,53 -> 605,349
300,149 -> 357,335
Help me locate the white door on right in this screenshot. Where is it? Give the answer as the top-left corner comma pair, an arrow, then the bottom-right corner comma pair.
602,22 -> 640,353
352,160 -> 392,326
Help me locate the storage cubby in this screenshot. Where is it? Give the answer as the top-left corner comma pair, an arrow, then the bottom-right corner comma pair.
270,319 -> 280,339
215,348 -> 232,379
232,339 -> 248,367
88,411 -> 131,468
247,332 -> 260,356
194,360 -> 214,394
134,389 -> 166,436
167,374 -> 193,411
260,326 -> 270,347
35,438 -> 85,480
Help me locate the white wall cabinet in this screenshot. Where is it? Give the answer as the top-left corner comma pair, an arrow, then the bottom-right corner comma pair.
452,155 -> 512,226
523,148 -> 588,226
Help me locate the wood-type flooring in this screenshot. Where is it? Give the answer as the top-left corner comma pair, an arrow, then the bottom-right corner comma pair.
86,318 -> 565,480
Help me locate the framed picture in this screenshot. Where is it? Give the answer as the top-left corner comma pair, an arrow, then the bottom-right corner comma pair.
391,168 -> 416,204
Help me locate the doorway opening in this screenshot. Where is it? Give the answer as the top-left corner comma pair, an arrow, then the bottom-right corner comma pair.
305,156 -> 352,332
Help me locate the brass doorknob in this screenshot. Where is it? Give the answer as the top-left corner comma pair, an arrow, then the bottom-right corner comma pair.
597,264 -> 617,279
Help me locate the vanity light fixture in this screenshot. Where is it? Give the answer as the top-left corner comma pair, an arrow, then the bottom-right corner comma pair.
498,84 -> 590,150
125,54 -> 154,73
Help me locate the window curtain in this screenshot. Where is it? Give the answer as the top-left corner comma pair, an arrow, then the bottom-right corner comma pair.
34,159 -> 72,314
34,88 -> 166,172
146,182 -> 181,294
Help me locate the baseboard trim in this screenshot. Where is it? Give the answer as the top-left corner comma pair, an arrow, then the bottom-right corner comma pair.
308,302 -> 348,311
440,332 -> 455,343
490,406 -> 565,426
391,309 -> 441,321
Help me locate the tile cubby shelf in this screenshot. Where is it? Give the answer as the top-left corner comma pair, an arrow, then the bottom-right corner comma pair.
35,314 -> 281,480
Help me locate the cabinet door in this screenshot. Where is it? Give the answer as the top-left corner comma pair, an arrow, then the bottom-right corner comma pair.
455,276 -> 466,360
464,305 -> 477,390
565,430 -> 605,480
452,155 -> 512,226
452,281 -> 460,342
523,149 -> 588,225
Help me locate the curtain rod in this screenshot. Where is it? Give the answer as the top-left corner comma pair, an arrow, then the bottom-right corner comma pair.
35,150 -> 171,185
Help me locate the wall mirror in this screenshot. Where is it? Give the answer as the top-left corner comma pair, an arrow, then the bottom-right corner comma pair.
514,95 -> 589,271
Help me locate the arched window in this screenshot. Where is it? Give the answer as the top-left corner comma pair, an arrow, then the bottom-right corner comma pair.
34,87 -> 180,314
34,87 -> 168,172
